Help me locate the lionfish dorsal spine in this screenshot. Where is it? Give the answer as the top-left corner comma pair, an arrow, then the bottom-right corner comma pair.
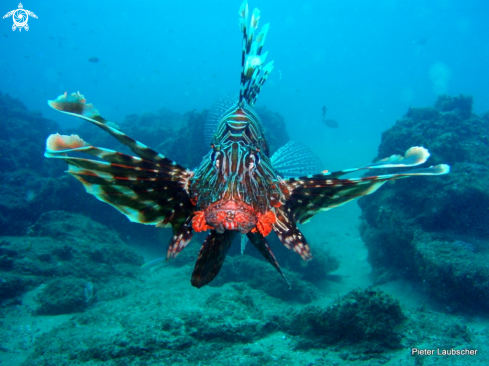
239,0 -> 273,106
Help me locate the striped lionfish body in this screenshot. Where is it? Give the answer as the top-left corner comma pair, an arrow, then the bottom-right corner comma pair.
44,1 -> 450,288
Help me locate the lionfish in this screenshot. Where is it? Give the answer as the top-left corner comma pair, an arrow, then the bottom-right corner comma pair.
44,1 -> 449,288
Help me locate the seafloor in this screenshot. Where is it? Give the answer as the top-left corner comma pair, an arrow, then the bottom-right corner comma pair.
1,92 -> 488,365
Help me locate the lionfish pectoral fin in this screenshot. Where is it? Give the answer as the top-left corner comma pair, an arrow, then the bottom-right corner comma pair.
191,230 -> 238,288
271,141 -> 323,178
45,92 -> 195,230
273,208 -> 313,261
48,91 -> 106,123
246,232 -> 290,288
327,146 -> 449,177
141,216 -> 194,269
362,146 -> 431,169
166,215 -> 194,260
48,92 -> 190,168
284,147 -> 450,224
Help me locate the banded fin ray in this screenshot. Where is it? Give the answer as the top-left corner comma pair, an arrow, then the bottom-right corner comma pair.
191,230 -> 238,288
46,139 -> 181,179
47,150 -> 193,227
142,216 -> 194,267
166,215 -> 194,259
247,231 -> 290,288
326,146 -> 436,178
271,141 -> 323,178
239,0 -> 273,106
285,147 -> 450,224
47,92 -> 190,172
45,93 -> 194,231
272,207 -> 312,261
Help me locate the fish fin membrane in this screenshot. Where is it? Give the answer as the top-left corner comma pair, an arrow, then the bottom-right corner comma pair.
47,148 -> 193,227
47,92 -> 184,167
191,230 -> 238,288
204,94 -> 239,145
327,146 -> 436,177
166,215 -> 194,260
271,141 -> 323,178
284,147 -> 450,224
272,208 -> 313,261
45,94 -> 195,232
239,1 -> 273,106
246,232 -> 290,288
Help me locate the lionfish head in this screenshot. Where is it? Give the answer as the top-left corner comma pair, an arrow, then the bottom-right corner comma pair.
191,141 -> 281,236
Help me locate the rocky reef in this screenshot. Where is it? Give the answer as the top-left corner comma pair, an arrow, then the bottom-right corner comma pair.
0,211 -> 142,306
359,95 -> 489,312
287,288 -> 406,352
0,92 -> 70,235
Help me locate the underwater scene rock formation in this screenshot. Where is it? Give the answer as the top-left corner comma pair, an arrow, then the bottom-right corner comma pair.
0,92 -> 488,365
359,95 -> 489,312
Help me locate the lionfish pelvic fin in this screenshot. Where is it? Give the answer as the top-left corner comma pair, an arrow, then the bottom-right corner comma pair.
191,230 -> 238,288
247,231 -> 290,288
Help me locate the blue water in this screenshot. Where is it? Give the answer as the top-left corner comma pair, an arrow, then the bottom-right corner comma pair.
1,0 -> 488,170
1,2 -> 489,364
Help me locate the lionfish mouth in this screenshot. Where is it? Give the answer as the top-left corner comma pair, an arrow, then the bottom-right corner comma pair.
204,200 -> 257,234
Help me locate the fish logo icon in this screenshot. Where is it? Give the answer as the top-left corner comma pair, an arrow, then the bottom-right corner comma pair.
3,3 -> 37,32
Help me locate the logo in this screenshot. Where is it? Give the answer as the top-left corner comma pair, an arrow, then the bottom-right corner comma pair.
3,3 -> 37,32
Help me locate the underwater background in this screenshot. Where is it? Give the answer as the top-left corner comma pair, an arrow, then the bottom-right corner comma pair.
1,0 -> 489,365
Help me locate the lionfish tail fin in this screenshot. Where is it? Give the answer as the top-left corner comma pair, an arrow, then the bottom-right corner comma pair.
247,232 -> 290,288
239,1 -> 273,106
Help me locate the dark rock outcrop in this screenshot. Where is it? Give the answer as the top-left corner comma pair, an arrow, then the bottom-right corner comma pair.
359,95 -> 489,311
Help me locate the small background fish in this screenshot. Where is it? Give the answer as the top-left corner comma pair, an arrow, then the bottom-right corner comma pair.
322,105 -> 339,128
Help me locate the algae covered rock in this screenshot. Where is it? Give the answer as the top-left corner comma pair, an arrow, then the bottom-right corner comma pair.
35,277 -> 91,315
0,92 -> 70,235
359,94 -> 489,311
286,288 -> 406,351
28,210 -> 126,247
413,233 -> 489,312
0,211 -> 143,303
